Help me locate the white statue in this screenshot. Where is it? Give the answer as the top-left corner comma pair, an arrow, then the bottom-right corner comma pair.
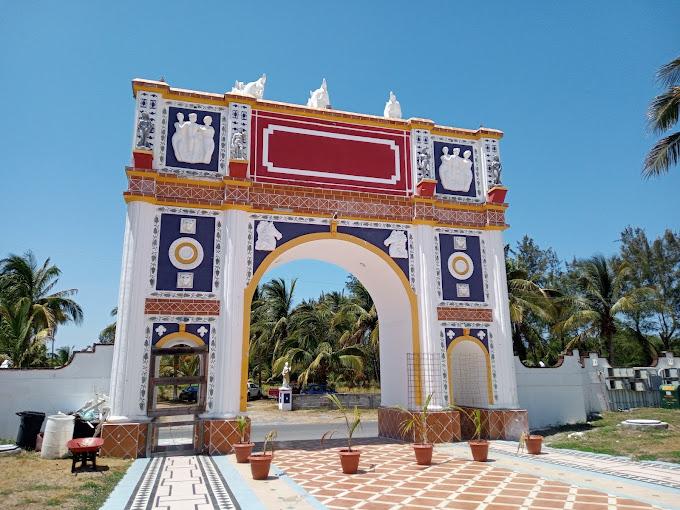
384,230 -> 408,258
307,78 -> 330,109
383,91 -> 402,119
281,361 -> 291,389
439,146 -> 473,192
230,74 -> 266,99
255,221 -> 282,251
171,112 -> 216,164
230,129 -> 247,160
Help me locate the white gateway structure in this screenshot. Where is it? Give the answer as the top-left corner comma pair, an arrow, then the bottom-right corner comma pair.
101,78 -> 525,457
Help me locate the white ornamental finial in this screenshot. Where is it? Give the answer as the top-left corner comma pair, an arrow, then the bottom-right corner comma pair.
384,91 -> 402,119
230,73 -> 266,99
307,78 -> 331,109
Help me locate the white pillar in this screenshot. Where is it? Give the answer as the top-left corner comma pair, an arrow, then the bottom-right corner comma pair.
108,201 -> 155,422
203,210 -> 249,418
413,224 -> 444,408
485,229 -> 519,408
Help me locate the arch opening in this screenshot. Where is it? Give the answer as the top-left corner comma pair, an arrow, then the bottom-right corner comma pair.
242,233 -> 420,411
448,338 -> 493,407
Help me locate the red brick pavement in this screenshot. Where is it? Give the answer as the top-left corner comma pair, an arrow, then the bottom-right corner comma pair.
271,439 -> 658,510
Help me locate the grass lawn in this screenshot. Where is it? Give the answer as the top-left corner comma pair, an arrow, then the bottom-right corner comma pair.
0,452 -> 131,510
543,408 -> 680,463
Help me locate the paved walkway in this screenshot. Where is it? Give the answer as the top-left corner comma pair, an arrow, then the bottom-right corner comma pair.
101,439 -> 679,510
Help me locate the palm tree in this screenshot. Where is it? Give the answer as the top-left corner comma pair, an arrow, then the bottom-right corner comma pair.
53,345 -> 75,366
273,296 -> 365,387
0,252 -> 83,352
98,307 -> 117,344
563,256 -> 650,362
0,297 -> 52,368
505,260 -> 554,363
643,55 -> 680,177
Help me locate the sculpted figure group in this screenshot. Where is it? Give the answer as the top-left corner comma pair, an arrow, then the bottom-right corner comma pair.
439,146 -> 474,192
171,112 -> 215,164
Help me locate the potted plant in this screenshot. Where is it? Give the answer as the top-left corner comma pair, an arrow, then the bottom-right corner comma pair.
518,431 -> 543,455
398,393 -> 434,465
322,394 -> 362,474
454,407 -> 488,462
232,415 -> 254,463
248,429 -> 277,480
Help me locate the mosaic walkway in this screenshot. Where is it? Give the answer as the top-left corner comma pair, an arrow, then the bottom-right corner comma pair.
272,439 -> 668,510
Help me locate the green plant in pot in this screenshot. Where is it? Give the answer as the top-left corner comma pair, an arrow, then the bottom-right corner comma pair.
453,407 -> 488,462
322,393 -> 362,474
398,393 -> 435,465
248,429 -> 277,480
518,430 -> 543,455
232,415 -> 254,463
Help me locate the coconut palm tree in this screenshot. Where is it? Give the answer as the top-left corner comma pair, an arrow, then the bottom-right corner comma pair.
0,297 -> 52,368
563,256 -> 651,362
0,252 -> 83,335
273,296 -> 364,387
98,307 -> 117,344
53,345 -> 75,366
505,259 -> 554,363
643,55 -> 680,178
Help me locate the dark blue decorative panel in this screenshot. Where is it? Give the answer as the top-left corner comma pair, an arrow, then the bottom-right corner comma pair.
337,226 -> 410,281
166,107 -> 221,172
439,233 -> 485,302
157,214 -> 215,292
433,141 -> 476,198
252,220 -> 329,273
152,322 -> 210,347
445,327 -> 489,352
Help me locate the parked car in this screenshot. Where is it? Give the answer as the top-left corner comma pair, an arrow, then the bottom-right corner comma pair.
300,383 -> 336,395
179,385 -> 198,403
246,382 -> 262,400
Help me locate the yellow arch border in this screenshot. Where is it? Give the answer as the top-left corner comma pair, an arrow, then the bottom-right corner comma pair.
446,335 -> 494,406
155,331 -> 205,348
239,231 -> 422,411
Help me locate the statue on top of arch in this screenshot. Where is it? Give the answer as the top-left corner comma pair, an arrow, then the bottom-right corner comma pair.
230,74 -> 267,100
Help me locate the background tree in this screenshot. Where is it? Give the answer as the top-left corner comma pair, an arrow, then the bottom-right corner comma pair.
643,55 -> 680,177
98,307 -> 117,344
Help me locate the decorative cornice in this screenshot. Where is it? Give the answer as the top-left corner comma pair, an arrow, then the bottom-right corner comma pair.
131,79 -> 503,140
437,307 -> 493,322
124,169 -> 508,230
144,298 -> 220,316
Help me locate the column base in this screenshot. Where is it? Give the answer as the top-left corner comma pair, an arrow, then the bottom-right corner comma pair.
458,407 -> 528,440
101,422 -> 148,458
378,407 -> 461,443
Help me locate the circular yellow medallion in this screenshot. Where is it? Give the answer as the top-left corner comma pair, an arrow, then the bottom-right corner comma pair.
175,242 -> 199,264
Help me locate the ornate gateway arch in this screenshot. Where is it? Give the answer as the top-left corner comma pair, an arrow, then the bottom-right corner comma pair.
102,78 -> 526,457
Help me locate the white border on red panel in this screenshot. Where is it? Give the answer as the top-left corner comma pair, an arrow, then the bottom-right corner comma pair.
262,125 -> 400,184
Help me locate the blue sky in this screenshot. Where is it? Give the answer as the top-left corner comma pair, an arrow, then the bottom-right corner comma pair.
1,1 -> 678,349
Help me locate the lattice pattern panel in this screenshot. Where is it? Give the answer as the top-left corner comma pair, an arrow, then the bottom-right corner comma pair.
144,298 -> 220,316
407,352 -> 446,410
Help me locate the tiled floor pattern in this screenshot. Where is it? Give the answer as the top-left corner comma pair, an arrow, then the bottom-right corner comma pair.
124,455 -> 239,510
272,439 -> 660,510
490,441 -> 680,490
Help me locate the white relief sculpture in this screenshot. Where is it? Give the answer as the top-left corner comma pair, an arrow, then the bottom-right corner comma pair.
439,146 -> 474,192
172,112 -> 216,164
230,74 -> 267,99
255,221 -> 282,251
383,91 -> 402,119
383,230 -> 408,258
489,155 -> 502,186
230,129 -> 247,160
307,78 -> 330,109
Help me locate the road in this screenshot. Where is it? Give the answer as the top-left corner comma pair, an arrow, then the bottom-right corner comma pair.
251,420 -> 378,442
157,421 -> 379,444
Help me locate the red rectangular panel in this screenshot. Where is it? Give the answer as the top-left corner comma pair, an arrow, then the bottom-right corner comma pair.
252,111 -> 411,195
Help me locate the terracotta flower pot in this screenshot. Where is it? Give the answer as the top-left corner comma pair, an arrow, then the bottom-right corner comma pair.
233,442 -> 255,463
338,448 -> 361,474
412,443 -> 433,465
468,440 -> 489,462
248,453 -> 273,480
525,435 -> 543,455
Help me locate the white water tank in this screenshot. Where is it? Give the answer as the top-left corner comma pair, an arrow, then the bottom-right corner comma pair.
40,414 -> 75,459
